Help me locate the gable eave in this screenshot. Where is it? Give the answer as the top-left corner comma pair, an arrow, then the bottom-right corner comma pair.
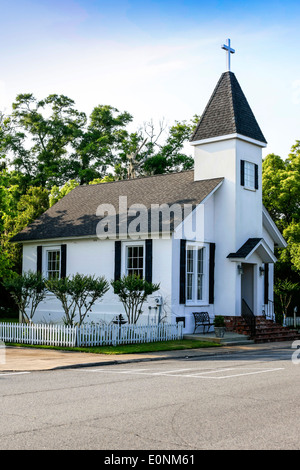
227,238 -> 277,264
262,206 -> 287,249
190,133 -> 267,148
174,179 -> 223,238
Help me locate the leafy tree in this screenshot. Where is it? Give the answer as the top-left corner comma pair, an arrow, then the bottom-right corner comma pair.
0,112 -> 10,167
142,119 -> 195,175
46,274 -> 109,326
73,105 -> 133,184
262,146 -> 300,273
6,96 -> 134,186
115,117 -> 197,179
3,271 -> 46,323
111,274 -> 160,324
8,93 -> 87,188
49,179 -> 79,207
0,184 -> 49,279
262,144 -> 300,315
89,175 -> 115,184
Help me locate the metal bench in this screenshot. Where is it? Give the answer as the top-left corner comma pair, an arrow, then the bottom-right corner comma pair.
193,312 -> 213,334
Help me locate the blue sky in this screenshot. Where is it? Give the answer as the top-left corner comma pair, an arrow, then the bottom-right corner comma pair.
1,0 -> 300,159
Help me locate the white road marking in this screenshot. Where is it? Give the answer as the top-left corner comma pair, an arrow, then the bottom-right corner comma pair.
204,367 -> 285,379
86,365 -> 284,380
88,368 -> 149,374
0,372 -> 30,376
151,368 -> 195,375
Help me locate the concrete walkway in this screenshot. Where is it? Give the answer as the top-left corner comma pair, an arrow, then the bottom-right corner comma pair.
0,340 -> 296,372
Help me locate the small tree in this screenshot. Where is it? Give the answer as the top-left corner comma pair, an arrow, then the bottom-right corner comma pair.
46,276 -> 76,326
3,271 -> 46,323
46,273 -> 109,326
111,274 -> 160,324
274,279 -> 299,324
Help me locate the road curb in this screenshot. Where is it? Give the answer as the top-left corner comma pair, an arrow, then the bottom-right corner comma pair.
47,342 -> 296,371
1,341 -> 295,372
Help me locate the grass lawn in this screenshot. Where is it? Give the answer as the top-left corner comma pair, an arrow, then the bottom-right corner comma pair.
8,339 -> 221,355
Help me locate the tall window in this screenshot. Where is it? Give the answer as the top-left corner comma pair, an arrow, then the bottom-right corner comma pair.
46,250 -> 61,279
186,245 -> 207,303
244,161 -> 255,189
186,248 -> 194,301
197,247 -> 204,301
126,245 -> 144,278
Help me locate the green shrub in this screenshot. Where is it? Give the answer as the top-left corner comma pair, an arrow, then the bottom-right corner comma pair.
46,273 -> 109,326
213,315 -> 225,327
3,271 -> 46,323
111,274 -> 160,324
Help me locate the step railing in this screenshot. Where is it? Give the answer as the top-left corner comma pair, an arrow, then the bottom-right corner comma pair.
262,300 -> 275,322
241,299 -> 256,338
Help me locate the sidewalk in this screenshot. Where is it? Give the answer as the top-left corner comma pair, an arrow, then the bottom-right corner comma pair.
0,341 -> 295,372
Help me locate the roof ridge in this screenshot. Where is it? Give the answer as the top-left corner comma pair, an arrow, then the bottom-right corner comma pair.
228,72 -> 238,133
75,169 -> 195,188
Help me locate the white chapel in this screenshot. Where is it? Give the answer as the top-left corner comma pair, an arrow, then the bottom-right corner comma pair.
12,39 -> 287,335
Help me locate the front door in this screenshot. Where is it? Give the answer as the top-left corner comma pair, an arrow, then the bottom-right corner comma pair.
241,263 -> 254,314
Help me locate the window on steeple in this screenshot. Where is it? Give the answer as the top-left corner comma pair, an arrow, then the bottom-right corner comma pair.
241,160 -> 258,190
244,161 -> 255,189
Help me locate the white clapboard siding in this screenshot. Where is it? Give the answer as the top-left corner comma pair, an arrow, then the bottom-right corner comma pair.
0,322 -> 183,347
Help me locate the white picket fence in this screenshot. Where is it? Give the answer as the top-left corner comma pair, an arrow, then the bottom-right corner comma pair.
285,317 -> 300,328
0,322 -> 77,347
0,322 -> 183,348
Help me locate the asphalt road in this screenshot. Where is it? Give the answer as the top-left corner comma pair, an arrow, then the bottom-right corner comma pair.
0,346 -> 299,451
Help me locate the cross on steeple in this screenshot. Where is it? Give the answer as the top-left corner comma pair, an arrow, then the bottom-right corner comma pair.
222,38 -> 235,72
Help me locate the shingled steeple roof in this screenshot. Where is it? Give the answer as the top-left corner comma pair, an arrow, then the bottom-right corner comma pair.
190,71 -> 267,144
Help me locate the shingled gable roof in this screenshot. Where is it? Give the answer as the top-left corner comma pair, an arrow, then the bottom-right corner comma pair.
190,71 -> 267,144
11,171 -> 223,242
227,238 -> 263,259
227,237 -> 277,263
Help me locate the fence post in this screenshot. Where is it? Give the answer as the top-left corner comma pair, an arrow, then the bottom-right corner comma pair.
178,321 -> 183,340
75,326 -> 79,347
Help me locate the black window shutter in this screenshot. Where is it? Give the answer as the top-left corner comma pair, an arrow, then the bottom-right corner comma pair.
179,239 -> 186,304
254,164 -> 259,189
37,246 -> 42,274
209,243 -> 215,304
61,244 -> 67,278
240,160 -> 245,186
145,239 -> 152,283
264,263 -> 269,304
114,240 -> 122,281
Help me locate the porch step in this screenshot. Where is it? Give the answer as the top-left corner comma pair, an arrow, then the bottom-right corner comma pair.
225,316 -> 300,344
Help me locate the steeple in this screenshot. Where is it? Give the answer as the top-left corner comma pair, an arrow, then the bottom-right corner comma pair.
190,71 -> 267,145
